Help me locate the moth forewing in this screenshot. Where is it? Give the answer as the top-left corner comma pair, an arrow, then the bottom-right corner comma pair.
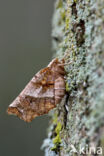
7,58 -> 66,122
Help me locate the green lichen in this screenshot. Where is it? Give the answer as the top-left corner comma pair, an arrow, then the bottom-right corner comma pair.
51,115 -> 62,152
60,9 -> 65,21
51,134 -> 62,151
65,0 -> 72,31
56,0 -> 63,9
65,81 -> 70,92
53,112 -> 58,124
55,122 -> 62,134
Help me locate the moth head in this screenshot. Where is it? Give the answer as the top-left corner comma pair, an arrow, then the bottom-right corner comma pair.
48,58 -> 65,75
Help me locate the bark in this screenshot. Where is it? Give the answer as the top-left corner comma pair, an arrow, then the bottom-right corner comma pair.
42,0 -> 104,155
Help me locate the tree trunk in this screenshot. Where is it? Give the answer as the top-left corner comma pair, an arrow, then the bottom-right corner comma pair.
42,0 -> 104,155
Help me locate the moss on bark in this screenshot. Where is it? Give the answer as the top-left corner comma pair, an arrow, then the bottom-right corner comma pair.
42,0 -> 104,155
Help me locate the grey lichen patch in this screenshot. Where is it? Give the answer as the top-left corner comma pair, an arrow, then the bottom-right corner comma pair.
52,0 -> 66,60
42,0 -> 104,155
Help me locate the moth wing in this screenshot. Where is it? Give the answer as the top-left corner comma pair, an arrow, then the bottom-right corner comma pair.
7,67 -> 55,122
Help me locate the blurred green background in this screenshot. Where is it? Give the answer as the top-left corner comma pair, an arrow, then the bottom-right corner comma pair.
0,0 -> 54,156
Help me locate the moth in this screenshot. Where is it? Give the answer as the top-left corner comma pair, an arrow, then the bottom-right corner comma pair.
7,58 -> 67,122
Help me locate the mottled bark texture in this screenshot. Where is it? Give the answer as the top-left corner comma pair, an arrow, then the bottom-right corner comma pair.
42,0 -> 104,155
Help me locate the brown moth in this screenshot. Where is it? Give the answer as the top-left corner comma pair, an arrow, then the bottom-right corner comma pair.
7,58 -> 66,122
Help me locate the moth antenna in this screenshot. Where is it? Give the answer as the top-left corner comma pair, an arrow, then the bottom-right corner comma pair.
58,61 -> 73,66
63,50 -> 70,60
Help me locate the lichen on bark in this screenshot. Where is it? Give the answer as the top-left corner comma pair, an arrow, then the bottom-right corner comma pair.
42,0 -> 104,155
